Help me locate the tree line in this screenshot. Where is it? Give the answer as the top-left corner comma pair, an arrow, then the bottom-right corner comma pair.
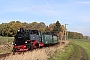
68,31 -> 83,39
0,21 -> 84,39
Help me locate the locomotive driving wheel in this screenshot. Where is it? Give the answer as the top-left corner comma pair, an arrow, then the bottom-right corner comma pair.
12,48 -> 16,52
30,43 -> 33,50
26,43 -> 33,50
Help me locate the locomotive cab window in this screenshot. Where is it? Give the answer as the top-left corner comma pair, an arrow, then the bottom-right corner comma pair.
30,30 -> 39,35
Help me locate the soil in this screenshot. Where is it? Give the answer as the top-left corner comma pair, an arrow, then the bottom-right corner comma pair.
80,46 -> 88,60
0,44 -> 13,54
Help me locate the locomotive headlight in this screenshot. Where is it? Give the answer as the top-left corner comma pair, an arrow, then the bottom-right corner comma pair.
25,41 -> 27,43
12,42 -> 16,45
12,42 -> 15,45
12,42 -> 13,45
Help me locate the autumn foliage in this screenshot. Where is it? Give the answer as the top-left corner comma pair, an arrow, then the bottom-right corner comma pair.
0,21 -> 83,39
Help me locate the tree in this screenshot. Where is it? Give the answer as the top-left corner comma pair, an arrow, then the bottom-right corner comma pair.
0,24 -> 4,36
52,21 -> 62,35
45,26 -> 50,33
68,31 -> 83,39
22,22 -> 29,29
48,23 -> 54,33
38,22 -> 46,33
0,21 -> 22,37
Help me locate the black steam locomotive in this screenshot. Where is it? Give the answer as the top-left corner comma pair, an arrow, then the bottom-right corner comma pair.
12,28 -> 58,52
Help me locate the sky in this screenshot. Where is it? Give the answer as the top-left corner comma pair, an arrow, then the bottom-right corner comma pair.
0,0 -> 90,36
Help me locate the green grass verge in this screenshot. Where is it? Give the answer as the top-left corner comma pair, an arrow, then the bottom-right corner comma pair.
56,45 -> 74,60
49,40 -> 89,60
49,43 -> 74,60
68,43 -> 81,60
73,40 -> 90,60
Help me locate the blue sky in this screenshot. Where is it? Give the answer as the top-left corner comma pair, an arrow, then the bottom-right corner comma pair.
0,0 -> 90,36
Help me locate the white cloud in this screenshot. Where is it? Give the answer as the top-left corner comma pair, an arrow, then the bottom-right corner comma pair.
50,0 -> 54,2
0,19 -> 9,23
76,2 -> 90,4
82,18 -> 90,23
7,6 -> 30,12
72,0 -> 90,4
31,6 -> 37,10
44,0 -> 50,6
77,15 -> 90,23
74,25 -> 90,36
0,19 -> 21,23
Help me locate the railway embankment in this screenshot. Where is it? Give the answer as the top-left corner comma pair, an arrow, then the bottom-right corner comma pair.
0,40 -> 69,60
0,44 -> 13,54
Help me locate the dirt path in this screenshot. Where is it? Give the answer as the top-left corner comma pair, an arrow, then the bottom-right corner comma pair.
68,44 -> 88,60
79,46 -> 88,60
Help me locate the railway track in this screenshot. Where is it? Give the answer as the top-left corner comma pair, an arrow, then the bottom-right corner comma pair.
0,53 -> 11,58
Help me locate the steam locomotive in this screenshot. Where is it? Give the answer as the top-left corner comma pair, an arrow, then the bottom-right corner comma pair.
12,28 -> 58,52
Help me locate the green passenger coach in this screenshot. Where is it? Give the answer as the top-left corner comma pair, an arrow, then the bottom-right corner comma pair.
52,36 -> 58,44
42,34 -> 58,45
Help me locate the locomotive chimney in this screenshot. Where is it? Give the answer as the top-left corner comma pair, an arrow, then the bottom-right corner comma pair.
20,28 -> 24,32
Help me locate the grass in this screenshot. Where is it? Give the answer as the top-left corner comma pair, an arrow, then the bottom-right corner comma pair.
53,44 -> 82,60
73,39 -> 90,60
49,39 -> 90,60
0,36 -> 14,44
49,43 -> 74,60
68,43 -> 81,60
55,44 -> 73,60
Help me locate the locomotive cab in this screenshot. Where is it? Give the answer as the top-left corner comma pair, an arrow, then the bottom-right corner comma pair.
29,30 -> 42,42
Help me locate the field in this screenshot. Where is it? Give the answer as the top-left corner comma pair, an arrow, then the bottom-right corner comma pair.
73,39 -> 90,60
0,36 -> 14,44
50,39 -> 90,60
0,36 -> 14,54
